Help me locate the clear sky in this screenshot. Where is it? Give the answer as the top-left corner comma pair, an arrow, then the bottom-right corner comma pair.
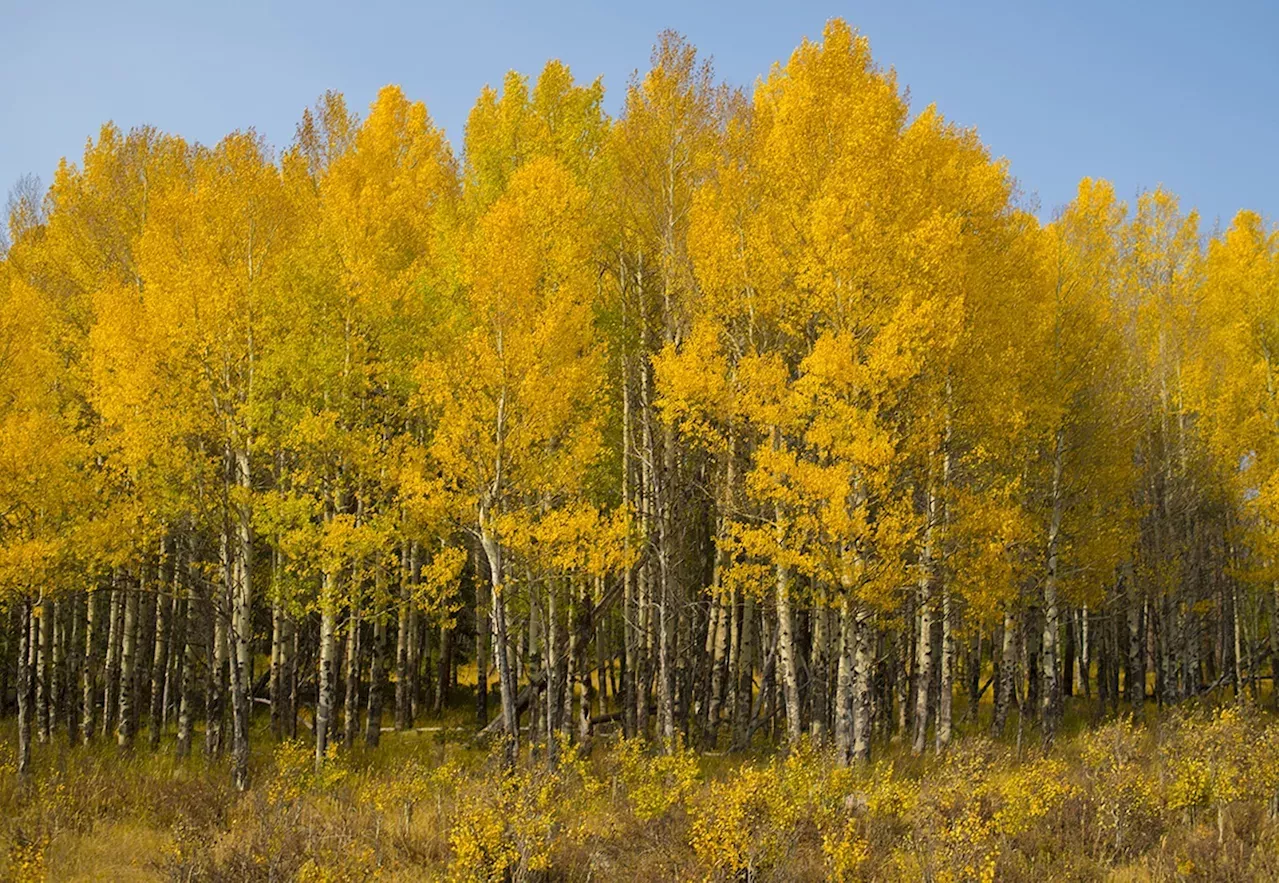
2,0 -> 1275,228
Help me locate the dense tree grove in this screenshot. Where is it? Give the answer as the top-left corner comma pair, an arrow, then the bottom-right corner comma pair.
0,21 -> 1275,789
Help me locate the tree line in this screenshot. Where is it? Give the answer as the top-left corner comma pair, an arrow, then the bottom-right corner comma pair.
0,20 -> 1275,788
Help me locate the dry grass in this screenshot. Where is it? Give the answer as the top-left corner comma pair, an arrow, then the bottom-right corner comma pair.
0,700 -> 1275,881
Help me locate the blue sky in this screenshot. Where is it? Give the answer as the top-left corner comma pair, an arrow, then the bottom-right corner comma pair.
2,1 -> 1275,228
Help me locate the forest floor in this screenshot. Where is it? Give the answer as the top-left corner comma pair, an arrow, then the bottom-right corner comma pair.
0,689 -> 1276,882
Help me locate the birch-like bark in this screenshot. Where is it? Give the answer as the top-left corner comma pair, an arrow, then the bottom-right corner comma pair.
1078,605 -> 1091,699
101,578 -> 121,737
175,586 -> 196,758
64,594 -> 81,741
1126,564 -> 1144,712
82,588 -> 99,745
810,597 -> 829,747
703,590 -> 730,749
149,555 -> 173,750
771,426 -> 802,749
165,571 -> 187,730
730,592 -> 756,750
852,607 -> 873,763
912,479 -> 938,755
315,572 -> 339,769
408,544 -> 423,723
395,544 -> 412,730
207,580 -> 228,758
36,595 -> 52,743
17,599 -> 32,777
270,594 -> 284,740
774,553 -> 801,747
1231,583 -> 1245,702
343,601 -> 361,748
474,547 -> 491,729
1042,429 -> 1065,743
834,593 -> 855,763
117,578 -> 139,749
365,614 -> 386,747
937,583 -> 953,752
228,445 -> 254,791
480,512 -> 519,768
50,599 -> 65,741
992,610 -> 1018,737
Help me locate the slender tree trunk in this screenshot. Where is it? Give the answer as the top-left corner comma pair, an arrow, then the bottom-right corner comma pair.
810,602 -> 829,747
620,329 -> 637,740
1042,429 -> 1065,743
434,624 -> 451,716
343,602 -> 361,748
481,519 -> 518,768
834,594 -> 854,763
102,578 -> 122,739
475,547 -> 491,729
81,589 -> 99,745
1063,606 -> 1076,698
177,554 -> 200,757
937,583 -> 953,752
912,480 -> 938,755
270,595 -> 284,740
228,446 -> 254,790
395,546 -> 412,730
852,606 -> 873,762
117,578 -> 140,749
416,615 -> 431,722
621,557 -> 636,739
366,614 -> 386,747
1126,565 -> 1144,713
64,595 -> 81,741
207,588 -> 227,758
17,600 -> 33,776
894,625 -> 909,741
1266,581 -> 1279,697
166,577 -> 187,730
175,580 -> 196,759
51,601 -> 65,738
595,575 -> 609,718
731,593 -> 757,750
35,595 -> 52,744
657,557 -> 674,745
704,589 -> 730,749
1078,605 -> 1091,699
774,545 -> 802,747
992,610 -> 1017,737
315,581 -> 338,769
965,629 -> 982,722
1232,583 -> 1245,702
408,545 -> 423,724
563,585 -> 580,750
636,559 -> 652,740
149,557 -> 173,750
770,426 -> 803,750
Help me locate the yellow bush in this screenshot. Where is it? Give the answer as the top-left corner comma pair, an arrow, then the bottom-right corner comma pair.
691,763 -> 787,878
1080,718 -> 1164,859
447,758 -> 565,882
6,832 -> 48,883
614,736 -> 700,823
1163,705 -> 1278,817
267,739 -> 350,808
362,758 -> 458,837
689,742 -> 832,879
821,817 -> 870,881
895,742 -> 1076,883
